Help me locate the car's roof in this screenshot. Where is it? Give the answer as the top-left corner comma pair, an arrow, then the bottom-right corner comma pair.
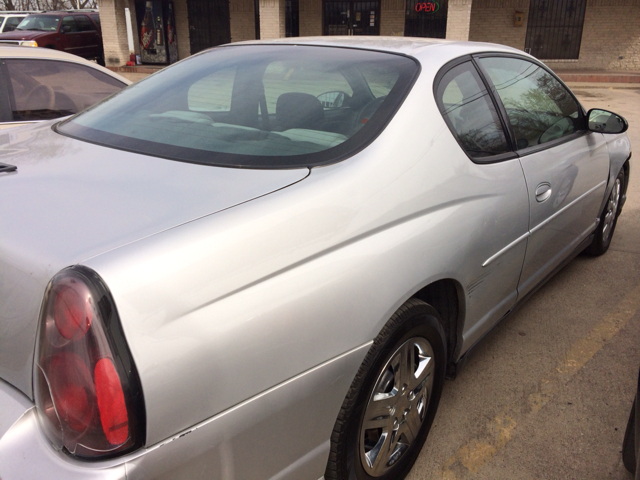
231,36 -> 524,59
0,45 -> 129,84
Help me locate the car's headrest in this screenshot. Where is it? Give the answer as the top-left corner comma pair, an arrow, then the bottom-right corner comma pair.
276,92 -> 324,131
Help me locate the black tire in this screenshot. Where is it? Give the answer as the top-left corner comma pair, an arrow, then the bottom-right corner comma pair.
623,399 -> 637,474
584,168 -> 625,256
325,298 -> 446,480
96,54 -> 106,67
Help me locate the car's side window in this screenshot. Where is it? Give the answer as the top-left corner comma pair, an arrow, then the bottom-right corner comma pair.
61,16 -> 78,33
5,59 -> 124,121
477,57 -> 583,150
4,17 -> 23,32
263,61 -> 353,113
436,61 -> 511,159
75,15 -> 96,32
90,14 -> 101,30
359,63 -> 399,98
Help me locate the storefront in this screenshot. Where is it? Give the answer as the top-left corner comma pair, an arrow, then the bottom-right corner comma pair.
99,0 -> 640,71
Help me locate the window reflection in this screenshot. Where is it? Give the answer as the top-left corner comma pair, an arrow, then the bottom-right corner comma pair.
479,57 -> 582,149
437,62 -> 510,158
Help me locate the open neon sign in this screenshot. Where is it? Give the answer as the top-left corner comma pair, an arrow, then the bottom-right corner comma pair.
415,1 -> 439,12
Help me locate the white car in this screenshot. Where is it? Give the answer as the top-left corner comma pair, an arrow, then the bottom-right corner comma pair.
0,12 -> 30,33
0,45 -> 128,128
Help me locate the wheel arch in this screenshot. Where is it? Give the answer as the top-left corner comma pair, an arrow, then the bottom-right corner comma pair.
621,157 -> 631,207
411,278 -> 466,373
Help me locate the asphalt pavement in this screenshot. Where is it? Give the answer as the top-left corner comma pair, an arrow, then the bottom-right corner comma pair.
407,85 -> 640,480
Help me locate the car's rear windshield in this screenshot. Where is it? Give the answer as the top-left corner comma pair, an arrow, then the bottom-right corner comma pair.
17,15 -> 60,31
57,45 -> 419,168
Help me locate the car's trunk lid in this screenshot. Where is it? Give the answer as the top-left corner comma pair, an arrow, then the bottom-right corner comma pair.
0,122 -> 308,397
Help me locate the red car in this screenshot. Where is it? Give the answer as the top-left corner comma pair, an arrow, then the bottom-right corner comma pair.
0,11 -> 104,64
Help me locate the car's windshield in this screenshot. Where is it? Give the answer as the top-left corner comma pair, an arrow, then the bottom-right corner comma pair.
16,15 -> 60,31
58,45 -> 418,168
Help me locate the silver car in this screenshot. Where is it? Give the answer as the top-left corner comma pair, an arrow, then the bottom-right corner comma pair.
0,37 -> 631,480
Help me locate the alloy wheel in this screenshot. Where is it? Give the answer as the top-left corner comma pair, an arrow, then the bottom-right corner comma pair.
602,177 -> 621,243
359,337 -> 435,477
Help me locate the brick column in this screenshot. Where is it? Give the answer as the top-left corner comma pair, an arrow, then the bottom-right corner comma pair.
446,0 -> 472,41
174,0 -> 191,59
231,0 -> 257,42
380,0 -> 405,36
98,0 -> 130,66
259,0 -> 286,39
299,0 -> 322,36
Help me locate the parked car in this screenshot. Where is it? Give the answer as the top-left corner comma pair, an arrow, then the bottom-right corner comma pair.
0,11 -> 37,33
0,11 -> 104,64
624,368 -> 640,479
0,45 -> 127,128
0,38 -> 631,479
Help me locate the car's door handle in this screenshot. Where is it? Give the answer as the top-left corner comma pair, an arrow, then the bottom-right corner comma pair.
535,182 -> 552,203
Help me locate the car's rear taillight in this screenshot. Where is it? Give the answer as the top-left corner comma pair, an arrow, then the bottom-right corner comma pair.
34,267 -> 145,459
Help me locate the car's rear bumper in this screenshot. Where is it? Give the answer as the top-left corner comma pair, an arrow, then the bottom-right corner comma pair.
0,379 -> 127,479
0,342 -> 369,479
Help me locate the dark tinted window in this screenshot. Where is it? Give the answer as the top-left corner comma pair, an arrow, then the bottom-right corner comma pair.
61,16 -> 78,33
75,15 -> 95,32
58,45 -> 419,169
6,59 -> 125,121
4,16 -> 25,32
90,14 -> 101,29
478,57 -> 582,149
436,61 -> 510,159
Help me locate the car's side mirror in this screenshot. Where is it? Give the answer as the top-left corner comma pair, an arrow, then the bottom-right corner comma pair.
587,108 -> 628,134
61,25 -> 72,33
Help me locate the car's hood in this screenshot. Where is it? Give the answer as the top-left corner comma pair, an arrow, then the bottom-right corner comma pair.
0,30 -> 46,40
0,121 -> 309,397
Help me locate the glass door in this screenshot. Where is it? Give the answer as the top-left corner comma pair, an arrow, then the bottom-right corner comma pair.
323,0 -> 380,36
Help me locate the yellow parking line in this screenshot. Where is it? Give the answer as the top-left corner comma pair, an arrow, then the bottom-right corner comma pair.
439,282 -> 640,479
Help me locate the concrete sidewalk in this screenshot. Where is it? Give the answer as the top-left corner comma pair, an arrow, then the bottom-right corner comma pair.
554,68 -> 640,84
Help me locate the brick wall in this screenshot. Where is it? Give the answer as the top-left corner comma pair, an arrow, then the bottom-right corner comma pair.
259,0 -> 286,38
446,0 -> 472,40
127,0 -> 140,56
300,0 -> 322,36
230,0 -> 257,42
174,0 -> 191,58
99,0 -> 131,66
547,0 -> 640,71
469,0 -> 640,71
469,0 -> 529,49
380,0 -> 405,35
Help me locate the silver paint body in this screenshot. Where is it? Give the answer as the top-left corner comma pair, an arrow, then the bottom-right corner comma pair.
0,37 -> 630,479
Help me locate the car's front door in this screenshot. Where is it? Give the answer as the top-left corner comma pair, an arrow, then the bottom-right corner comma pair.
477,55 -> 610,297
59,16 -> 80,54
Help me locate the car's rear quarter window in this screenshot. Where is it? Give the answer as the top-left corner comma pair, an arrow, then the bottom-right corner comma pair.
436,61 -> 510,159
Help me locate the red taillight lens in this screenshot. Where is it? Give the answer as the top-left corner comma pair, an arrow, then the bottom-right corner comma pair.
34,267 -> 145,459
94,358 -> 129,445
47,352 -> 94,432
53,283 -> 92,340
